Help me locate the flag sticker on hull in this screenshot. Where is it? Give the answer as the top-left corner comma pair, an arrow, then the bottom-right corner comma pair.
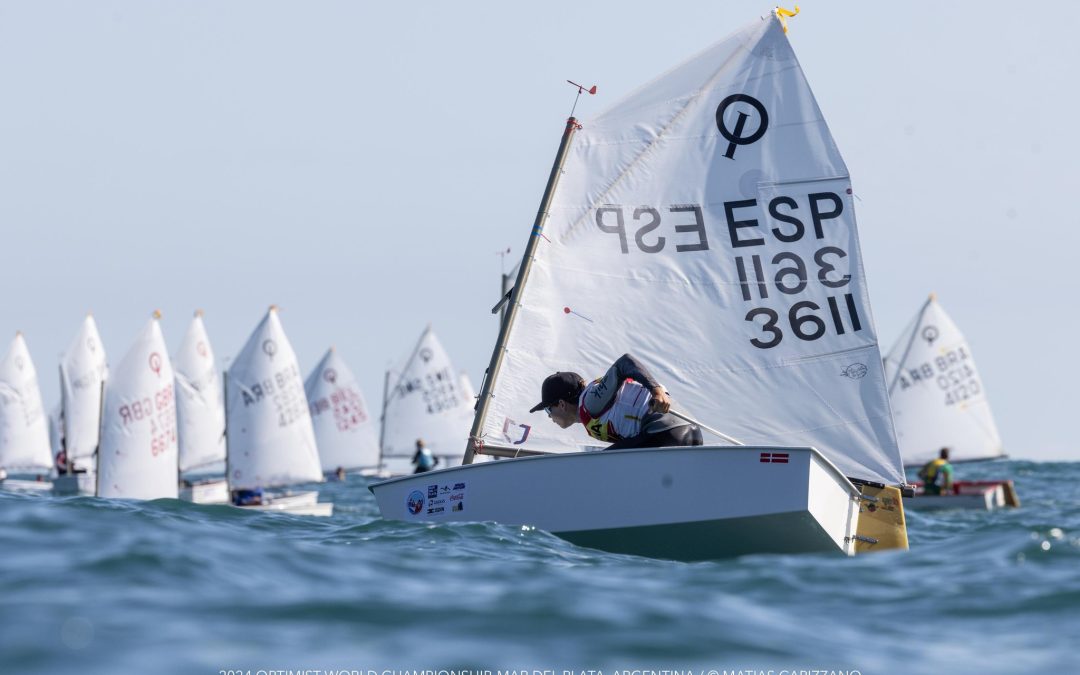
760,452 -> 790,464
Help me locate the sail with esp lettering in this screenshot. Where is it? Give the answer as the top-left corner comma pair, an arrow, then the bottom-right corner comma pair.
479,13 -> 903,485
97,314 -> 179,499
226,307 -> 322,490
884,295 -> 1004,466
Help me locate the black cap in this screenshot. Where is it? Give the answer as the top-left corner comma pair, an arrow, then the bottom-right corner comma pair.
529,371 -> 584,413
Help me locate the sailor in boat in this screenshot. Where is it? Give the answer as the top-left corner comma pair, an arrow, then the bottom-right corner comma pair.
531,353 -> 702,450
412,438 -> 438,474
918,447 -> 955,496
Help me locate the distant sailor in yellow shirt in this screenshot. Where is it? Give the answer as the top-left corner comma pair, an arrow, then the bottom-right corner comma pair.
919,447 -> 955,496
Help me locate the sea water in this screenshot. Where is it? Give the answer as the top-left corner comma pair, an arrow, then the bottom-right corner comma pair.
1,459 -> 1077,674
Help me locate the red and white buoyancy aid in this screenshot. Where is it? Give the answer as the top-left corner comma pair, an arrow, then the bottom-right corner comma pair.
577,378 -> 652,443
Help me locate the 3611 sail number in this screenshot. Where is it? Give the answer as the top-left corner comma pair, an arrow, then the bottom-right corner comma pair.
736,248 -> 861,349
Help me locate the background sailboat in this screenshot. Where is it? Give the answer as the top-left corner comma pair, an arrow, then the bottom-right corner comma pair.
371,10 -> 908,560
884,294 -> 1018,509
174,310 -> 228,503
304,347 -> 380,477
96,312 -> 179,500
225,306 -> 331,516
0,332 -> 53,491
378,325 -> 478,476
53,313 -> 108,495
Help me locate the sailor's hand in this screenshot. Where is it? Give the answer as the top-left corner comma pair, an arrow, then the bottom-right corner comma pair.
650,387 -> 671,413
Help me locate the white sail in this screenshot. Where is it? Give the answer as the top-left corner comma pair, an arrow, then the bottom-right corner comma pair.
381,326 -> 475,469
60,314 -> 109,469
304,348 -> 380,473
226,307 -> 322,490
0,333 -> 53,472
459,372 -> 476,405
174,311 -> 226,473
884,295 -> 1003,466
97,315 -> 179,499
480,14 -> 903,485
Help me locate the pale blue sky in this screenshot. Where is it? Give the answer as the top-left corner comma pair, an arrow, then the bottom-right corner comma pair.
1,1 -> 1075,460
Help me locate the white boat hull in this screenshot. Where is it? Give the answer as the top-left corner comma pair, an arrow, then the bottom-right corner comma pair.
52,472 -> 95,496
370,446 -> 860,561
179,478 -> 229,504
235,490 -> 333,517
0,477 -> 53,493
908,484 -> 1005,511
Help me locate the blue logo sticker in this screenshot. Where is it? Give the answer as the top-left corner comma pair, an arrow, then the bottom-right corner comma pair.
406,490 -> 425,515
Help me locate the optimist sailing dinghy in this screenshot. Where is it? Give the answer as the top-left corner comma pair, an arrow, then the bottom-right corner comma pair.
0,332 -> 54,492
371,10 -> 909,561
96,312 -> 179,500
377,326 -> 480,476
884,294 -> 1018,510
53,314 -> 108,496
305,348 -> 381,477
175,311 -> 229,504
225,307 -> 332,517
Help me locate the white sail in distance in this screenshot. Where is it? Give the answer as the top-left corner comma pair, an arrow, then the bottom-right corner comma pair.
382,326 -> 475,470
0,333 -> 53,472
305,348 -> 380,473
97,314 -> 179,499
459,372 -> 476,406
481,14 -> 904,485
884,295 -> 1004,466
60,314 -> 109,469
226,307 -> 322,490
174,311 -> 226,473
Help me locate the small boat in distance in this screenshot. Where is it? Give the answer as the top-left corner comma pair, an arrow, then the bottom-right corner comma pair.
96,312 -> 179,500
225,306 -> 331,516
53,313 -> 108,496
175,310 -> 228,504
377,325 -> 479,476
0,332 -> 54,492
885,294 -> 1019,510
305,347 -> 380,477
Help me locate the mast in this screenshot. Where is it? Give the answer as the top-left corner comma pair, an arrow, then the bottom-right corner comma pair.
377,367 -> 391,474
58,364 -> 69,475
463,116 -> 580,465
222,370 -> 230,490
94,379 -> 105,495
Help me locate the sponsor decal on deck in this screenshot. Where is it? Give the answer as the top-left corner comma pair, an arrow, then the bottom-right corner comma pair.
406,490 -> 425,515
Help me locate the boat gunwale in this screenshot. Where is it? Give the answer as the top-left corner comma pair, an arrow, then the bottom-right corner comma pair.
369,444 -> 861,497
